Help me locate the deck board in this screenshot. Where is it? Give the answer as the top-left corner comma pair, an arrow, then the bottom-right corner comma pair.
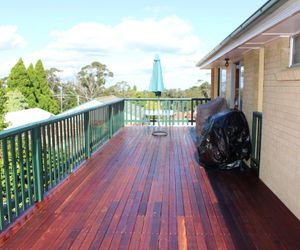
1,126 -> 300,249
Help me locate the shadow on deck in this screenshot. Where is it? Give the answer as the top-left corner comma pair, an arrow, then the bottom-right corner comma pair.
1,127 -> 300,249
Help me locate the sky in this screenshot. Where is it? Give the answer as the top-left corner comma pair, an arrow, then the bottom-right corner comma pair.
1,0 -> 266,90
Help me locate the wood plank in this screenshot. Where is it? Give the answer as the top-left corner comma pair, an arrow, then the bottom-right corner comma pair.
1,126 -> 300,250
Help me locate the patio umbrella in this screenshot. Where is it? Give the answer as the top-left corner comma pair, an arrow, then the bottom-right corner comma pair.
149,55 -> 167,136
149,55 -> 164,96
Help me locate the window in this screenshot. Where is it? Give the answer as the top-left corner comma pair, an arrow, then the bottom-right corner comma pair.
290,33 -> 300,66
238,65 -> 244,110
218,68 -> 227,98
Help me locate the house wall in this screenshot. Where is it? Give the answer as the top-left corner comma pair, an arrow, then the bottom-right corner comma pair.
260,37 -> 300,219
243,50 -> 260,128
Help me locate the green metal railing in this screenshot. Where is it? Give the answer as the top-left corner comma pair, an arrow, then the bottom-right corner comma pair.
124,98 -> 210,126
0,99 -> 124,231
251,112 -> 262,175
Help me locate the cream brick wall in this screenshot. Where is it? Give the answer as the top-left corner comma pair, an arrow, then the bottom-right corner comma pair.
260,37 -> 300,219
243,50 -> 259,129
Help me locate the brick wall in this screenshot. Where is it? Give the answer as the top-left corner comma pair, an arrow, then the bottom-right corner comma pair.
260,37 -> 300,219
243,50 -> 259,129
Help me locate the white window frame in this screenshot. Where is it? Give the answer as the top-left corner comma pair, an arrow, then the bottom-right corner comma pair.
289,33 -> 300,67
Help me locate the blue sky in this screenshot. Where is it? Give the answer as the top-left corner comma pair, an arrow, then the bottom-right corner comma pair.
1,0 -> 266,90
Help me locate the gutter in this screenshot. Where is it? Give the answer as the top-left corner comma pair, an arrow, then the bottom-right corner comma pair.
196,0 -> 288,68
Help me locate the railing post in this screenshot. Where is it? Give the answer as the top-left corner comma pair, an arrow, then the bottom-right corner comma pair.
84,112 -> 91,159
32,126 -> 43,202
122,100 -> 125,127
109,105 -> 113,138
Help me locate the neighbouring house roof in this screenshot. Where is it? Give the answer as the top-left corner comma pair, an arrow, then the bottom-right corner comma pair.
95,95 -> 122,103
61,96 -> 122,115
61,100 -> 104,115
5,108 -> 54,129
197,0 -> 300,69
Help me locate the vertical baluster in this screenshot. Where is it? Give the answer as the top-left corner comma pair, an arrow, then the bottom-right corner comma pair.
67,118 -> 73,170
10,136 -> 19,217
139,100 -> 142,124
24,132 -> 32,205
0,164 -> 4,230
70,116 -> 76,168
125,100 -> 128,125
2,138 -> 12,223
41,126 -> 48,191
74,116 -> 79,163
47,125 -> 53,188
17,134 -> 26,211
134,100 -> 137,125
96,109 -> 100,146
258,117 -> 262,164
63,119 -> 68,175
51,124 -> 57,185
191,98 -> 194,126
130,100 -> 132,125
176,101 -> 179,125
167,100 -> 170,126
84,112 -> 91,158
161,100 -> 164,126
56,122 -> 61,181
66,118 -> 71,173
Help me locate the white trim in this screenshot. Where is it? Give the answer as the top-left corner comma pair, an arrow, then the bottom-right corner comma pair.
198,0 -> 300,68
289,32 -> 300,67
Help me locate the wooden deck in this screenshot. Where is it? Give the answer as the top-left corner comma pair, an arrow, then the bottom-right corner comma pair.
1,127 -> 300,249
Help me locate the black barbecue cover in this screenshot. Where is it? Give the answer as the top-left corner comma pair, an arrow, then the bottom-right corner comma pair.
197,110 -> 251,169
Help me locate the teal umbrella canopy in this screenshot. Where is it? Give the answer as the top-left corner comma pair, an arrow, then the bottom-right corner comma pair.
149,55 -> 164,96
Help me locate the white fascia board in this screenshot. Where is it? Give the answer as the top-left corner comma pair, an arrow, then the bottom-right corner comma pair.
198,0 -> 300,69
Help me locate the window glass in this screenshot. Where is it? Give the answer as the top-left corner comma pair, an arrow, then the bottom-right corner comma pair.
219,68 -> 226,98
239,65 -> 244,110
292,34 -> 300,65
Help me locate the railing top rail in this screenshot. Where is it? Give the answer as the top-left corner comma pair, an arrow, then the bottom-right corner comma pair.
125,97 -> 210,101
0,98 -> 124,139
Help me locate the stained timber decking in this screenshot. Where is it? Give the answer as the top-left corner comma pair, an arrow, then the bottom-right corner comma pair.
1,127 -> 300,249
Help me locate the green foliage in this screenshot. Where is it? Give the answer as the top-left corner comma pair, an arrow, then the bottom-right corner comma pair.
45,69 -> 77,112
0,80 -> 7,130
35,60 -> 59,114
4,90 -> 28,112
7,58 -> 36,107
60,82 -> 78,112
26,63 -> 39,107
46,67 -> 62,94
77,61 -> 113,102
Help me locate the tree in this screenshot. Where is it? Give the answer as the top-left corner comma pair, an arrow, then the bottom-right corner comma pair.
4,90 -> 28,113
199,81 -> 211,98
104,81 -> 131,97
35,60 -> 59,114
60,81 -> 78,112
77,61 -> 113,102
0,80 -> 7,130
27,63 -> 39,107
7,58 -> 36,107
45,68 -> 78,112
46,67 -> 62,95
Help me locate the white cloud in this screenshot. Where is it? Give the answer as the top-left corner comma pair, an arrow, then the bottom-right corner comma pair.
1,17 -> 210,90
0,25 -> 26,50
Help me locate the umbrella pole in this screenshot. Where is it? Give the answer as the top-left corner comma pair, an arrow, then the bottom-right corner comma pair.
152,96 -> 168,136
